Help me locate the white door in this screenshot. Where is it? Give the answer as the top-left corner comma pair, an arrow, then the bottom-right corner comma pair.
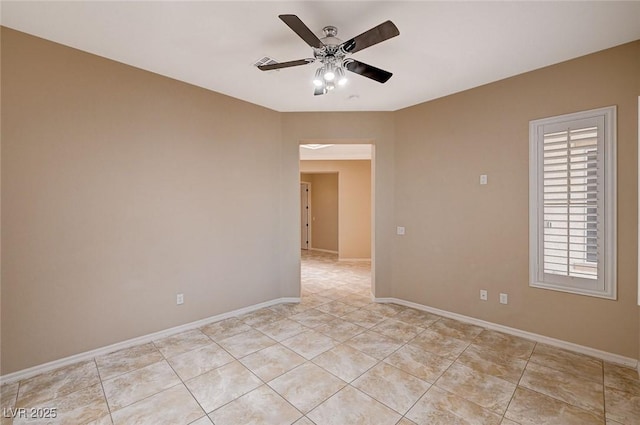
300,182 -> 310,250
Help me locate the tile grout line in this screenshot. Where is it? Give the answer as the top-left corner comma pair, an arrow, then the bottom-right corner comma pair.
178,325 -> 289,420
262,359 -> 334,421
157,339 -> 211,423
93,358 -> 115,425
524,344 -> 607,418
13,360 -> 112,423
426,325 -> 505,419
102,341 -> 191,419
501,339 -> 537,423
380,319 -> 442,424
238,319 -> 321,423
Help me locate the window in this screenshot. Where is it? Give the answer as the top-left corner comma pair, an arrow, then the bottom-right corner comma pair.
529,106 -> 616,299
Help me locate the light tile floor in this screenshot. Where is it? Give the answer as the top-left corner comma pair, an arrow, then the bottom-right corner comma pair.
2,250 -> 639,424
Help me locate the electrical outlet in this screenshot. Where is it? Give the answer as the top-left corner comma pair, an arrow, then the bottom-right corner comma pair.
177,293 -> 184,305
499,293 -> 508,304
480,290 -> 488,301
397,226 -> 405,235
480,174 -> 488,185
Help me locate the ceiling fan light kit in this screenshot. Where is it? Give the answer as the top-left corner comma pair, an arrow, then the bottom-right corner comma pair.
258,14 -> 399,96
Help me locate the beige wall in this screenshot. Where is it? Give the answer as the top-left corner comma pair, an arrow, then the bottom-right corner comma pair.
0,27 -> 3,373
394,40 -> 640,358
2,26 -> 639,375
301,161 -> 371,259
1,28 -> 284,374
300,172 -> 339,253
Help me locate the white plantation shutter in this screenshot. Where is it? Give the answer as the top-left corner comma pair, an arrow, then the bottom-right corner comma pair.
529,107 -> 616,299
542,122 -> 600,281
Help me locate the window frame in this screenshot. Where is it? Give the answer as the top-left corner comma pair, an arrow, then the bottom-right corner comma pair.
529,106 -> 617,300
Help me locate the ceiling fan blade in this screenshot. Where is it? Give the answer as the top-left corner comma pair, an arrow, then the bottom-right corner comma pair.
345,60 -> 393,83
258,59 -> 314,71
279,14 -> 324,49
341,20 -> 399,54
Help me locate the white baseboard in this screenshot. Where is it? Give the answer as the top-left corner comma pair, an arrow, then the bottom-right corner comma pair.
0,297 -> 301,385
6,295 -> 636,383
310,248 -> 338,254
338,258 -> 371,262
375,297 -> 639,370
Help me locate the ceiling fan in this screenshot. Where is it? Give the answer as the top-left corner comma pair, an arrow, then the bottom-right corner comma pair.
258,14 -> 399,95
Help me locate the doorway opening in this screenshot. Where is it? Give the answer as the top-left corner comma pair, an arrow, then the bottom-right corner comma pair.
299,142 -> 374,296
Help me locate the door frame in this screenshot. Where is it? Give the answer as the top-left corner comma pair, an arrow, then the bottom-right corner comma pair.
300,181 -> 311,250
299,142 -> 375,294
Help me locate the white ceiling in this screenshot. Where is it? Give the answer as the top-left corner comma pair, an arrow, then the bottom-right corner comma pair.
2,1 -> 639,112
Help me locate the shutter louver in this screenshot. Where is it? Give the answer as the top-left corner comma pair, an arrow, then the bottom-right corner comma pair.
542,126 -> 599,280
